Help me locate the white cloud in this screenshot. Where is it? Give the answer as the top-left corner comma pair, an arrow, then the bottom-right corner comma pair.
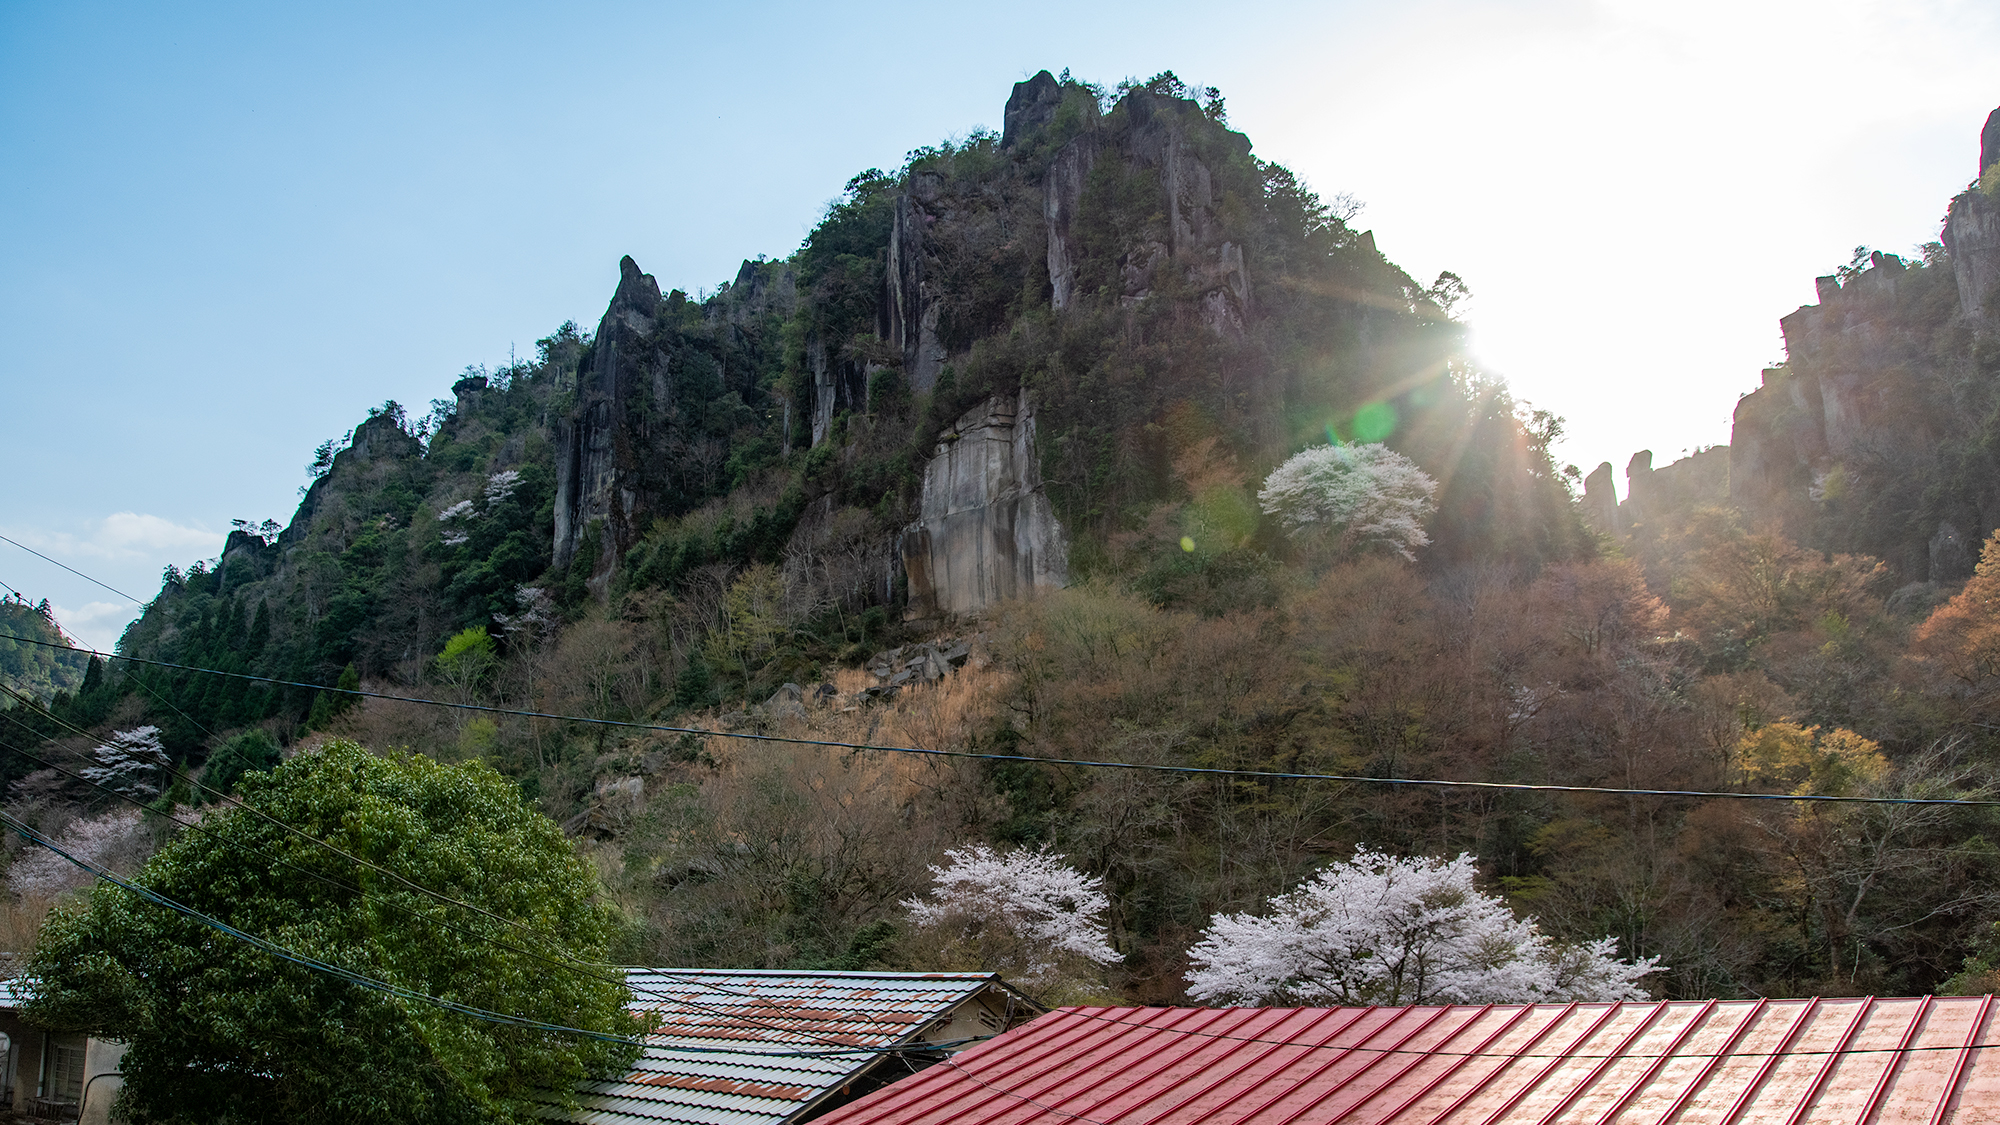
49,601 -> 137,655
5,513 -> 223,562
94,511 -> 225,556
2,513 -> 226,652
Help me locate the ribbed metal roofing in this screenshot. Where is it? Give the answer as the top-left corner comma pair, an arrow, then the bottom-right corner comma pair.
539,969 -> 1033,1125
811,996 -> 2000,1125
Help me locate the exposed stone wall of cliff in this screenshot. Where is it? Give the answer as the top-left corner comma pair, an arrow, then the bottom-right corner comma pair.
544,69 -> 1521,609
1710,106 -> 2000,580
899,389 -> 1067,618
553,255 -> 792,587
553,256 -> 668,579
1037,89 -> 1252,332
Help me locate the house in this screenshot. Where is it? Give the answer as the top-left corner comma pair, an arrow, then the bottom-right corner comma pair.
810,996 -> 2000,1124
538,968 -> 1041,1125
0,977 -> 125,1125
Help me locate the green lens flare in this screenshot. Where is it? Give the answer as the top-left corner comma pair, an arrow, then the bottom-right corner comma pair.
1180,536 -> 1197,553
1353,401 -> 1398,442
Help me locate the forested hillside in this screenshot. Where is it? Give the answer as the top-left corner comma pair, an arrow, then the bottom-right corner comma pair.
9,75 -> 2000,1006
0,597 -> 86,702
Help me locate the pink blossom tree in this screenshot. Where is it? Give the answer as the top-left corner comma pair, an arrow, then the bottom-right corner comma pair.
77,725 -> 170,800
1185,846 -> 1658,1006
1257,443 -> 1438,562
903,845 -> 1119,1000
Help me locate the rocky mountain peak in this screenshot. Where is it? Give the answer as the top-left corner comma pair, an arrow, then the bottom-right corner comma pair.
1002,70 -> 1063,148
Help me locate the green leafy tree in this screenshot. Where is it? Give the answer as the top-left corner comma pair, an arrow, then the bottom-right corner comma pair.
23,741 -> 636,1124
201,729 -> 283,799
437,627 -> 498,694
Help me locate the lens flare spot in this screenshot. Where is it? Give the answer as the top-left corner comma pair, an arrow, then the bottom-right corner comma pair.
1353,401 -> 1398,442
1180,536 -> 1197,553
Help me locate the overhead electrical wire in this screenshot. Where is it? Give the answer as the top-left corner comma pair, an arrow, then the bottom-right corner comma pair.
10,772 -> 1992,1071
3,631 -> 1996,809
3,559 -> 1998,1068
0,533 -> 146,605
3,643 -> 1996,1067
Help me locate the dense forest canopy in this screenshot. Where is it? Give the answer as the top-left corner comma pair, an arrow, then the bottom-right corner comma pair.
8,75 -> 2000,1009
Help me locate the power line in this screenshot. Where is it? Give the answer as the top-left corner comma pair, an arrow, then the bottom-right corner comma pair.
9,760 -> 1992,1073
9,655 -> 2000,1069
0,534 -> 146,605
4,632 -> 1995,809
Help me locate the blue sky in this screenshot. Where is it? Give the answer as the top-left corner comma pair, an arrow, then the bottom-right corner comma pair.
3,0 -> 1997,649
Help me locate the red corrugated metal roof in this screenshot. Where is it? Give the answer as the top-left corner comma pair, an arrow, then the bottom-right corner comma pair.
811,997 -> 2000,1124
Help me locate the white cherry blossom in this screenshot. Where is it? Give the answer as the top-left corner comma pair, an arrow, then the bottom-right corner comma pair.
1186,846 -> 1658,1006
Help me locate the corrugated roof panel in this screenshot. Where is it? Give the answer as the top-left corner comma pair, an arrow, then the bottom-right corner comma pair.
536,969 -> 1025,1125
810,998 -> 2000,1125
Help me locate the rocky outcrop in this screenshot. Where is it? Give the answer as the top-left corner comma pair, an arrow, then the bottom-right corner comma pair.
554,256 -> 668,578
1715,107 -> 2000,576
1002,70 -> 1063,149
1580,462 -> 1619,533
1945,190 -> 2000,322
900,390 -> 1067,618
1622,446 -> 1728,529
806,331 -> 868,448
1040,90 -> 1252,332
1044,138 -> 1096,311
864,638 -> 973,694
886,189 -> 947,393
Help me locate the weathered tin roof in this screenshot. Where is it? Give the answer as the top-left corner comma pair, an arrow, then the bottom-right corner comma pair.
810,996 -> 2000,1124
540,968 -> 1034,1125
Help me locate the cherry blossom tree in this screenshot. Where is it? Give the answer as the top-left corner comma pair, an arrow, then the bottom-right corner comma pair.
77,726 -> 170,801
903,845 -> 1119,998
1185,847 -> 1658,1006
1257,443 -> 1438,562
11,809 -> 151,899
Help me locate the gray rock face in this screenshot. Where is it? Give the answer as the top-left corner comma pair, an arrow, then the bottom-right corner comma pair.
1622,451 -> 1655,526
862,639 -> 973,696
554,255 -> 666,579
886,190 -> 946,393
1002,71 -> 1063,149
765,682 -> 808,723
452,373 -> 487,415
1983,106 -> 2000,177
1946,189 -> 2000,321
347,413 -> 423,463
900,390 -> 1067,617
1581,462 -> 1619,533
1041,91 -> 1252,332
1931,521 -> 1973,583
1044,138 -> 1096,311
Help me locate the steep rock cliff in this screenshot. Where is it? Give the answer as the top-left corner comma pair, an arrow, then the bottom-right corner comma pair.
554,256 -> 668,579
554,255 -> 792,584
899,389 -> 1067,617
1713,106 -> 2000,579
1038,89 -> 1252,331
